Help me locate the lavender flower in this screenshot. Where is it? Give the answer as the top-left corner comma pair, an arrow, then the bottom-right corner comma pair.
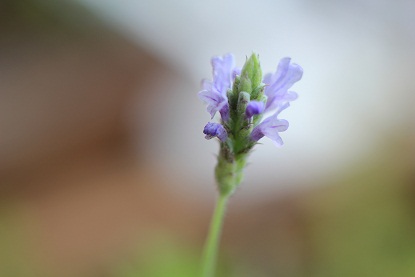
250,103 -> 290,146
198,54 -> 238,121
203,122 -> 228,142
199,80 -> 229,121
198,53 -> 302,194
245,101 -> 265,118
263,57 -> 303,113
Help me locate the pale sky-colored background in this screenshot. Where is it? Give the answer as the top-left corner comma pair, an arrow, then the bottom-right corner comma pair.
77,0 -> 415,199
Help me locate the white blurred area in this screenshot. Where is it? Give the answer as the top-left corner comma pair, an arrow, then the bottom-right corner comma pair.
78,0 -> 415,198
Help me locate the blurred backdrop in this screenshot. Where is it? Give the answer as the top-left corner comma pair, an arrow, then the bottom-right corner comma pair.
0,0 -> 414,276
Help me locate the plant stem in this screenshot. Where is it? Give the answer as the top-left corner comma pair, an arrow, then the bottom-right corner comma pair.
201,193 -> 229,277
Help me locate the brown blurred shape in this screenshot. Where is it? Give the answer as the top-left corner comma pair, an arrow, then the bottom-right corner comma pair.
0,0 -> 161,188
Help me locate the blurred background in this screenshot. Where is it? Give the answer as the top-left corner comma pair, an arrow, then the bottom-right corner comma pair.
1,0 -> 415,276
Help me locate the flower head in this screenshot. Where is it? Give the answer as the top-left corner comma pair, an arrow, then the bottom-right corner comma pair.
263,57 -> 303,113
199,53 -> 303,196
200,54 -> 302,150
198,54 -> 238,121
203,122 -> 228,142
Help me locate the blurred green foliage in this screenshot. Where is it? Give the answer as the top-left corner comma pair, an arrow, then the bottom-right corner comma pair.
113,138 -> 415,277
305,139 -> 415,277
0,208 -> 34,277
114,235 -> 199,277
113,234 -> 268,277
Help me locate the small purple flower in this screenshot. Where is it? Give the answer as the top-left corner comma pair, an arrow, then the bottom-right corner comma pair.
263,57 -> 303,113
203,122 -> 228,142
245,101 -> 265,118
250,103 -> 290,146
199,80 -> 229,121
199,54 -> 237,121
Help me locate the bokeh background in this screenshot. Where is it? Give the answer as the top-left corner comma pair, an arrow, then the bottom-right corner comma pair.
1,0 -> 415,276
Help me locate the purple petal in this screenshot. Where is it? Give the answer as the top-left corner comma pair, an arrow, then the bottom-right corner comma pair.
211,53 -> 235,96
263,57 -> 303,112
199,54 -> 236,120
265,91 -> 297,113
201,79 -> 212,91
219,104 -> 230,122
250,103 -> 290,146
260,118 -> 289,146
198,90 -> 228,119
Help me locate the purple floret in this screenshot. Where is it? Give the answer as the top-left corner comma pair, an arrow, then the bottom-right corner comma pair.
198,54 -> 238,121
203,122 -> 228,142
263,57 -> 303,113
250,103 -> 290,146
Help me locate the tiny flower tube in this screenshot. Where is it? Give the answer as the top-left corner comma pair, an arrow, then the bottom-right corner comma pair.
203,122 -> 228,142
245,101 -> 265,118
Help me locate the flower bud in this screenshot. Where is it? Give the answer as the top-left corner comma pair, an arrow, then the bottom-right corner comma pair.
239,53 -> 262,94
203,122 -> 228,142
237,91 -> 250,115
245,101 -> 265,118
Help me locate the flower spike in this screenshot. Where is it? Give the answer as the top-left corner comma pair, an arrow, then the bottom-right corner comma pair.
199,53 -> 303,195
199,53 -> 303,277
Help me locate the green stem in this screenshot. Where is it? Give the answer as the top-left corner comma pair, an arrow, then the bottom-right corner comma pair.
201,194 -> 229,277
